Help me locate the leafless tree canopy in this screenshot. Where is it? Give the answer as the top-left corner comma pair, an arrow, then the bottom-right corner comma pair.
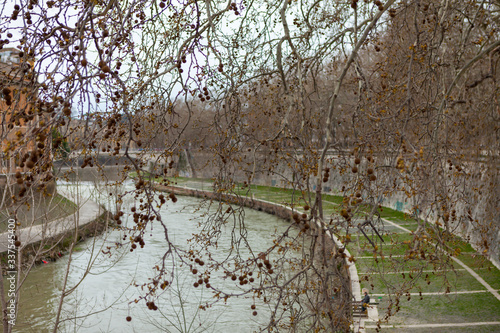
0,0 -> 499,331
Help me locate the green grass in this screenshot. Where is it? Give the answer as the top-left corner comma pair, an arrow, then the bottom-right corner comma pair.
0,193 -> 77,233
360,269 -> 486,294
375,293 -> 500,325
354,255 -> 469,277
365,325 -> 500,333
472,266 -> 500,290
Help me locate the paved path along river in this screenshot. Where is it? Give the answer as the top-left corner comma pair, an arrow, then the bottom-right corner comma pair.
0,189 -> 103,253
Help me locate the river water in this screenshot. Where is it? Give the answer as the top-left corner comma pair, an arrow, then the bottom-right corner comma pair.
15,181 -> 295,333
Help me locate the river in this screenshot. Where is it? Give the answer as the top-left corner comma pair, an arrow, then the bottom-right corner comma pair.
14,180 -> 296,333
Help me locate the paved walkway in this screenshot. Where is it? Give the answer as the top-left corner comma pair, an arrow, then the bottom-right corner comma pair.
0,190 -> 103,252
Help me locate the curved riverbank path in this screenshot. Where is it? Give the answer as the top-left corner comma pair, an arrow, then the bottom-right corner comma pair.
0,190 -> 104,253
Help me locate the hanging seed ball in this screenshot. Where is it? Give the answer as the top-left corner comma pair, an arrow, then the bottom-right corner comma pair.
370,174 -> 377,181
352,166 -> 358,173
301,213 -> 307,219
367,168 -> 373,175
126,316 -> 132,322
303,204 -> 310,211
354,157 -> 361,164
81,59 -> 88,66
193,282 -> 199,287
15,241 -> 21,247
356,192 -> 361,198
231,275 -> 237,281
251,304 -> 256,309
192,268 -> 198,274
102,65 -> 110,73
252,311 -> 257,316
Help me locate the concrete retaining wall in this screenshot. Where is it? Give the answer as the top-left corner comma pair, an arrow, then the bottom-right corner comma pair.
154,183 -> 358,320
159,151 -> 499,269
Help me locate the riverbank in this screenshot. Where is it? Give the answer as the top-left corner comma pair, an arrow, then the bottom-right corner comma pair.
154,182 -> 357,328
152,177 -> 500,333
0,189 -> 112,267
13,188 -> 301,333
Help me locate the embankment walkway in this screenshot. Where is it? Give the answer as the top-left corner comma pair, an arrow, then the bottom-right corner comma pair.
0,190 -> 104,253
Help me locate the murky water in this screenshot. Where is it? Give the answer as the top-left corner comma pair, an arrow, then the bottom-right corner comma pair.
14,181 -> 294,333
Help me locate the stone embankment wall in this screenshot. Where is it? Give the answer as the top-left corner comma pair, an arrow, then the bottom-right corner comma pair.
154,183 -> 358,321
55,165 -> 128,182
0,211 -> 112,267
150,150 -> 499,269
155,184 -> 296,221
